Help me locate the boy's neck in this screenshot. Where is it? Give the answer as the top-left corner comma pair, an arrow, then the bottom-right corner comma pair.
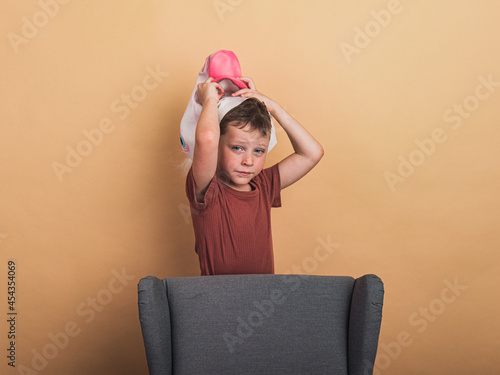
216,173 -> 254,192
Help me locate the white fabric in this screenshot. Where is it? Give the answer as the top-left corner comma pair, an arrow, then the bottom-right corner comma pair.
217,96 -> 247,122
180,52 -> 277,160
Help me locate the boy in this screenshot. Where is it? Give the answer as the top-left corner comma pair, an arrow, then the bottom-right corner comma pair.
186,76 -> 323,275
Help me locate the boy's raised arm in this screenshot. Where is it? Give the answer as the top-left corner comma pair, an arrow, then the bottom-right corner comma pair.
192,78 -> 224,202
232,77 -> 324,190
271,106 -> 324,189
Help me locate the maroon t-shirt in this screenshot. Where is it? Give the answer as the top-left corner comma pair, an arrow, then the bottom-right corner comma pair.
185,164 -> 282,276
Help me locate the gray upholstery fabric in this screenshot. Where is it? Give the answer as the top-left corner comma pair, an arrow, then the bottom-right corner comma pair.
137,274 -> 384,375
348,274 -> 385,375
138,276 -> 173,374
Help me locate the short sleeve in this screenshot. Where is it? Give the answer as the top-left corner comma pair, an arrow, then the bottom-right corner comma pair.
270,164 -> 282,207
256,164 -> 281,208
185,167 -> 218,212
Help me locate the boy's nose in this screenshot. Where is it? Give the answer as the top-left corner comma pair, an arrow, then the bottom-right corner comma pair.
242,153 -> 253,166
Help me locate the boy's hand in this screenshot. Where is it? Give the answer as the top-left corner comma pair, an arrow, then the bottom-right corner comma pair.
197,77 -> 224,105
192,77 -> 223,203
231,76 -> 279,114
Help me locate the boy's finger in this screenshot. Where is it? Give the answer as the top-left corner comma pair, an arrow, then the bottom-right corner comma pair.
231,88 -> 251,97
238,76 -> 255,89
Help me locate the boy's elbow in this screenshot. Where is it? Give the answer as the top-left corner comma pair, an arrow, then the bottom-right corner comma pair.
313,144 -> 324,164
195,129 -> 219,148
303,146 -> 323,168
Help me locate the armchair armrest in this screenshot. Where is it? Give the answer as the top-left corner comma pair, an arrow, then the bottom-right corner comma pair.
348,274 -> 384,375
138,276 -> 172,375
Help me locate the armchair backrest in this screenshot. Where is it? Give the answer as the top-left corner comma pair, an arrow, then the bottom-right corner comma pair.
138,274 -> 384,375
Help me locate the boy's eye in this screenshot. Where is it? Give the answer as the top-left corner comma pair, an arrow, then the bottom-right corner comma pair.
230,146 -> 265,154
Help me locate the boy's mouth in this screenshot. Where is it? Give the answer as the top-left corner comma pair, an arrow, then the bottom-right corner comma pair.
236,171 -> 252,176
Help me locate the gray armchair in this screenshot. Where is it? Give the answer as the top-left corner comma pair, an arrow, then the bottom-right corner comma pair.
137,274 -> 384,375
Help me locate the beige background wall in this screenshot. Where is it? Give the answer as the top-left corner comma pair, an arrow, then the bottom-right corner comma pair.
1,0 -> 499,374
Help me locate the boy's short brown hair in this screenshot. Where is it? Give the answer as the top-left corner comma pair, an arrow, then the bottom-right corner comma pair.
220,97 -> 271,138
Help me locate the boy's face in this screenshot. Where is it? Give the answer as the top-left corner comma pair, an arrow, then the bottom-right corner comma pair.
217,123 -> 270,191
